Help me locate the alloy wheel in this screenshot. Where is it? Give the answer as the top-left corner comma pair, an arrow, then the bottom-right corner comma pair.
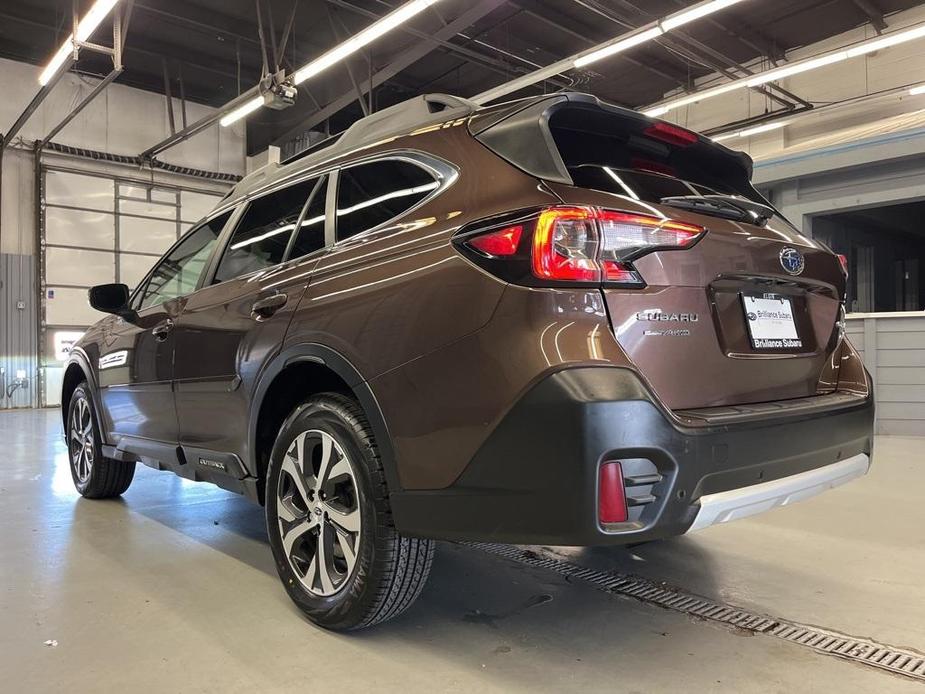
276,429 -> 362,597
69,396 -> 95,484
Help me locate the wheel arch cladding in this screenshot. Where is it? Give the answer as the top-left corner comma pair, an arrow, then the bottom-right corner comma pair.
61,360 -> 93,431
250,343 -> 402,504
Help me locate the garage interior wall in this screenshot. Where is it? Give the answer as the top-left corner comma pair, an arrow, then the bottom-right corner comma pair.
0,57 -> 244,409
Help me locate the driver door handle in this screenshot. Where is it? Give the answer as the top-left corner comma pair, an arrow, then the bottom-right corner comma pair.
151,318 -> 174,342
251,293 -> 288,320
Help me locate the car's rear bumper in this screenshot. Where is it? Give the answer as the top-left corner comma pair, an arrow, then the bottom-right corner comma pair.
390,367 -> 874,545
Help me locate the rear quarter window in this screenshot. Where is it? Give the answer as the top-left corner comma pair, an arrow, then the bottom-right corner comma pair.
335,159 -> 438,241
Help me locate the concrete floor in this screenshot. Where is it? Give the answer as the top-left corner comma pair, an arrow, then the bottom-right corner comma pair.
1,409 -> 923,693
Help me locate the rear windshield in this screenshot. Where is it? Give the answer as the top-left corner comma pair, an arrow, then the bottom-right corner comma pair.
548,105 -> 766,205
569,166 -> 730,204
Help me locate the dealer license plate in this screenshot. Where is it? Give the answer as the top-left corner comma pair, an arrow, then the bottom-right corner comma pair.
741,294 -> 803,350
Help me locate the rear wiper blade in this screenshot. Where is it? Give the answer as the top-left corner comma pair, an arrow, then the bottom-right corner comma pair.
659,195 -> 775,227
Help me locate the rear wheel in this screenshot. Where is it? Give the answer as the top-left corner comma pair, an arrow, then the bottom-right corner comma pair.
67,383 -> 135,498
265,393 -> 434,630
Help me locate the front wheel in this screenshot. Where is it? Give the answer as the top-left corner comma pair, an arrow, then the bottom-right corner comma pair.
67,383 -> 135,498
265,393 -> 434,630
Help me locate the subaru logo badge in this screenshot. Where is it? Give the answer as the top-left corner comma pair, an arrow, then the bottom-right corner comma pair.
779,247 -> 805,276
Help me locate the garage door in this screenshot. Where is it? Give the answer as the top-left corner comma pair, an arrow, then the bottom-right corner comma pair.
41,166 -> 226,406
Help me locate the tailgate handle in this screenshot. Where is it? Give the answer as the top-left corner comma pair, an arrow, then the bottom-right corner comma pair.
251,293 -> 288,320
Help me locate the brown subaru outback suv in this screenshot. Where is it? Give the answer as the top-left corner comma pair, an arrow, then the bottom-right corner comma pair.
63,92 -> 874,630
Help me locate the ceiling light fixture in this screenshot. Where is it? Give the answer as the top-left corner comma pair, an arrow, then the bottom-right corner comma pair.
910,84 -> 925,95
644,22 -> 925,117
712,121 -> 789,142
574,0 -> 749,69
39,0 -> 122,85
474,0 -> 749,104
221,0 -> 442,127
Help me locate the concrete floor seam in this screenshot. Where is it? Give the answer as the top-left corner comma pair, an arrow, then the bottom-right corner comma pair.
466,542 -> 925,683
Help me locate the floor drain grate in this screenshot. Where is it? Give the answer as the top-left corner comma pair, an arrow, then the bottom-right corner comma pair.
465,542 -> 925,682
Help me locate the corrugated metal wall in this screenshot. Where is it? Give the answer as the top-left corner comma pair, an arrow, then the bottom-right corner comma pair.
0,253 -> 38,409
847,314 -> 925,436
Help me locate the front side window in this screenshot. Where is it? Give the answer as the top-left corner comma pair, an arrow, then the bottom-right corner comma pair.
213,179 -> 315,283
138,211 -> 230,310
335,159 -> 438,241
288,176 -> 328,259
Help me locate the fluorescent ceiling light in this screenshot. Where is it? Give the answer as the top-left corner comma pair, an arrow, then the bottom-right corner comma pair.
911,84 -> 925,95
220,96 -> 264,127
294,0 -> 440,84
644,21 -> 925,118
39,0 -> 122,85
574,27 -> 663,68
222,0 -> 441,126
713,121 -> 789,142
661,0 -> 748,32
573,0 -> 749,69
845,24 -> 925,57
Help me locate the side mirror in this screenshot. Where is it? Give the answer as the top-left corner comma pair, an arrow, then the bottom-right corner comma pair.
88,283 -> 136,321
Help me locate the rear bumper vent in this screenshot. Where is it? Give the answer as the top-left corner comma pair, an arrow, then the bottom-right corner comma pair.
621,459 -> 663,523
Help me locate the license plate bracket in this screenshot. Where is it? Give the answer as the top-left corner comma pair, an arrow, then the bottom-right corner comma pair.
741,293 -> 803,350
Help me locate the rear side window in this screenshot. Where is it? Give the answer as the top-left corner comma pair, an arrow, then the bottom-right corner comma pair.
214,179 -> 314,282
335,160 -> 438,241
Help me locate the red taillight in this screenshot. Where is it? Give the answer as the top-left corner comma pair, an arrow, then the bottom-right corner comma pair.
599,461 -> 628,524
531,207 -> 705,285
837,253 -> 849,278
467,224 -> 523,256
532,208 -> 600,281
644,122 -> 699,147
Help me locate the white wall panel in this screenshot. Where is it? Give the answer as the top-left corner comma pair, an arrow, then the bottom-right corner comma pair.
45,247 -> 114,285
45,207 -> 115,250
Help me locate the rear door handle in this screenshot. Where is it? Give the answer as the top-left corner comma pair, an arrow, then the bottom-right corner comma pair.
251,293 -> 288,320
151,318 -> 174,342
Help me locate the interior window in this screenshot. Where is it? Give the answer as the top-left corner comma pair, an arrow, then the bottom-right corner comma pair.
214,180 -> 314,283
288,176 -> 328,259
138,211 -> 230,310
336,159 -> 438,241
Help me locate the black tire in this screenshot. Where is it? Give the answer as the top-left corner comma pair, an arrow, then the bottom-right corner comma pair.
265,393 -> 434,630
67,382 -> 135,499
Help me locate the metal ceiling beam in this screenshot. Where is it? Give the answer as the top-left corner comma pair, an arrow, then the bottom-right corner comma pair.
321,0 -> 561,86
140,85 -> 260,159
852,0 -> 887,32
272,0 -> 504,148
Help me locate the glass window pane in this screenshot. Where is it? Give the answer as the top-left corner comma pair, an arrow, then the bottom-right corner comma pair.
120,198 -> 176,219
181,191 -> 223,223
288,177 -> 327,260
119,253 -> 158,291
139,212 -> 230,309
46,170 -> 114,211
213,181 -> 312,283
119,216 -> 178,254
45,207 -> 115,250
335,160 -> 437,241
46,247 -> 114,285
